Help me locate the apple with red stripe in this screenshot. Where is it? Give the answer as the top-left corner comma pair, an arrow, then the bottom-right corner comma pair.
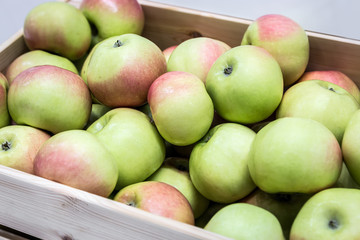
241,14 -> 309,87
84,34 -> 167,108
8,65 -> 92,134
23,1 -> 92,61
167,37 -> 231,83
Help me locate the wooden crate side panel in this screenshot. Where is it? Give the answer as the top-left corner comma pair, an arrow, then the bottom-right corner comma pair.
0,165 -> 229,240
0,30 -> 27,73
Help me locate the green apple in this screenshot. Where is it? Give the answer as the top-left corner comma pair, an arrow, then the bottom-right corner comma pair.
204,203 -> 284,240
0,125 -> 50,174
241,14 -> 309,87
240,189 -> 312,239
147,71 -> 214,146
147,157 -> 210,218
33,130 -> 118,197
341,109 -> 360,185
80,0 -> 144,44
248,117 -> 343,194
290,188 -> 360,239
195,202 -> 228,228
87,108 -> 165,189
23,1 -> 92,60
84,34 -> 167,107
0,73 -> 10,128
8,65 -> 92,134
84,103 -> 112,129
5,50 -> 78,84
113,181 -> 195,225
298,70 -> 360,103
332,162 -> 360,189
276,80 -> 360,143
167,37 -> 231,83
189,123 -> 256,203
205,45 -> 283,124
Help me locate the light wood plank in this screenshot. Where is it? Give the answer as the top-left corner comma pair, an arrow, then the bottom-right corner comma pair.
0,165 -> 229,240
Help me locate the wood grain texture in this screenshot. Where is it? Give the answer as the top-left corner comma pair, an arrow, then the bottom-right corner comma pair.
0,165 -> 229,240
0,0 -> 360,239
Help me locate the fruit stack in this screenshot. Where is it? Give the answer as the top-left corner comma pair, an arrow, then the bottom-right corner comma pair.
1,0 -> 360,239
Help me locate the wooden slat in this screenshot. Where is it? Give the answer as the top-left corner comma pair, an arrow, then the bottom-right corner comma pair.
0,165 -> 229,240
0,1 -> 360,239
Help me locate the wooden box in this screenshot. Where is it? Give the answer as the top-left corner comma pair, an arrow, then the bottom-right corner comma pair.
0,0 -> 360,239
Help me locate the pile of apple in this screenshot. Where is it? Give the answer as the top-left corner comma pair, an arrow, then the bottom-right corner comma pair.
1,0 -> 360,239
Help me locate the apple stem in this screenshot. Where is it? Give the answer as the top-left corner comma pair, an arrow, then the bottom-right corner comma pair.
113,40 -> 123,48
328,219 -> 339,229
1,141 -> 11,151
223,66 -> 233,75
328,87 -> 336,92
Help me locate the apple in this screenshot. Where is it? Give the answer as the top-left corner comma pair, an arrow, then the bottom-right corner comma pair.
205,45 -> 284,124
8,65 -> 92,134
23,1 -> 92,61
195,202 -> 228,228
33,130 -> 118,197
167,37 -> 231,83
0,73 -> 10,128
86,108 -> 165,189
276,80 -> 360,143
147,157 -> 210,218
341,109 -> 360,186
84,34 -> 167,107
0,125 -> 50,174
241,14 -> 309,87
332,162 -> 360,189
204,203 -> 284,240
290,188 -> 360,239
80,0 -> 144,44
298,70 -> 360,103
84,103 -> 112,128
240,189 -> 312,239
248,117 -> 343,194
113,181 -> 195,225
189,123 -> 256,203
5,50 -> 79,84
148,71 -> 214,146
162,45 -> 177,62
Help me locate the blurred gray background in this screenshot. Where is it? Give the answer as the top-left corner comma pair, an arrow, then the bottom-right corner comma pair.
1,0 -> 359,45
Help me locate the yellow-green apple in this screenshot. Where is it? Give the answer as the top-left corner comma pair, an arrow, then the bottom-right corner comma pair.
162,45 -> 177,62
341,109 -> 360,186
147,157 -> 210,218
5,50 -> 79,84
23,1 -> 92,61
80,0 -> 144,45
189,123 -> 256,203
204,203 -> 284,240
240,189 -> 312,239
0,73 -> 10,128
84,34 -> 167,107
241,14 -> 309,87
113,181 -> 195,225
8,65 -> 92,134
206,45 -> 283,124
167,37 -> 231,83
33,130 -> 118,197
248,117 -> 343,194
195,202 -> 228,228
84,103 -> 112,128
276,80 -> 359,142
0,125 -> 50,174
332,163 -> 360,189
290,188 -> 360,239
147,71 -> 214,146
87,108 -> 165,189
298,70 -> 360,103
